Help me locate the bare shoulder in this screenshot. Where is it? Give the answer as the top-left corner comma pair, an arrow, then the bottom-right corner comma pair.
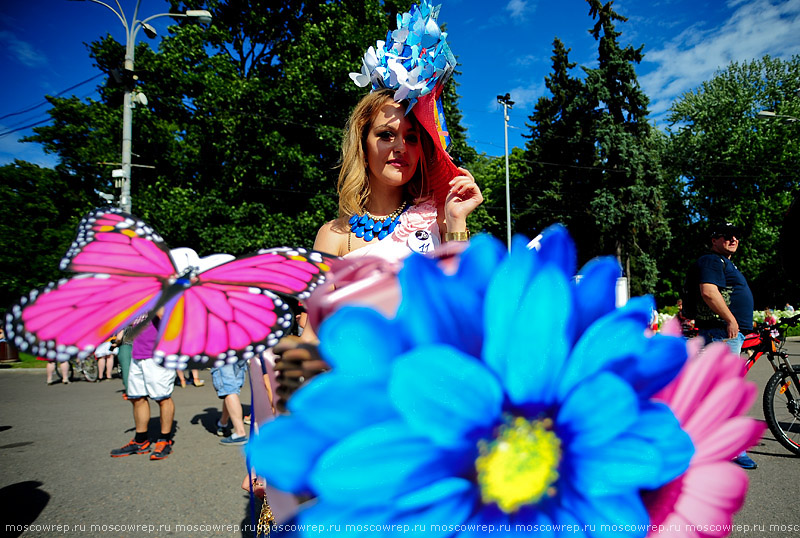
314,219 -> 348,256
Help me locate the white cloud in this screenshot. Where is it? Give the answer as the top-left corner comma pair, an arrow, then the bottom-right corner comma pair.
485,82 -> 545,113
640,0 -> 800,118
0,30 -> 47,68
514,54 -> 545,67
506,0 -> 532,23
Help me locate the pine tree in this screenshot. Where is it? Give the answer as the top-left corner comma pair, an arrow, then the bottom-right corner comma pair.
521,38 -> 598,258
582,0 -> 670,295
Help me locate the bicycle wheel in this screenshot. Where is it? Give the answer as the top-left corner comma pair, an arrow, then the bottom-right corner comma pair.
763,365 -> 800,456
82,355 -> 99,382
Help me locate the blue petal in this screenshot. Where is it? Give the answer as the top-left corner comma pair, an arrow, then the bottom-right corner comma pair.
566,434 -> 662,496
484,264 -> 572,405
609,334 -> 687,398
556,297 -> 653,401
459,506 -> 509,538
396,254 -> 484,357
557,372 -> 638,448
574,257 -> 621,337
531,224 -> 576,276
389,346 -> 503,448
247,416 -> 329,493
455,234 -> 507,294
289,373 -> 397,437
298,503 -> 391,538
510,508 -> 555,537
561,487 -> 649,538
547,506 -> 590,538
310,420 -> 455,504
396,485 -> 477,537
318,306 -> 403,378
482,235 -> 540,352
301,480 -> 476,538
395,477 -> 474,510
629,402 -> 693,488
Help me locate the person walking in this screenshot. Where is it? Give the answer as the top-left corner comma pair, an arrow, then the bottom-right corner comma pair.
110,315 -> 176,460
212,359 -> 249,446
691,222 -> 756,468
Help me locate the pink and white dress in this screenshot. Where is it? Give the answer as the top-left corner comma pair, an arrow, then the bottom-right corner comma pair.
344,201 -> 440,263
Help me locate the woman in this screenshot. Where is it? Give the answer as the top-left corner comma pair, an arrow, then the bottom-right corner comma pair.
313,88 -> 482,259
247,0 -> 480,520
247,86 -> 484,510
94,335 -> 117,382
272,88 -> 483,411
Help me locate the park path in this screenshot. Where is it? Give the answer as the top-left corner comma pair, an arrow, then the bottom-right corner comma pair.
1,341 -> 799,537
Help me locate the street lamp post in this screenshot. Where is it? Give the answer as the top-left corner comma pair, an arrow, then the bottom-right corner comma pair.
77,0 -> 212,213
757,110 -> 799,123
497,93 -> 515,251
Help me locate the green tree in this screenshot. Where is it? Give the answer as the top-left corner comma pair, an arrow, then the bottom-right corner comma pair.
665,55 -> 800,306
24,0 -> 475,258
521,38 -> 598,256
520,1 -> 670,295
0,161 -> 97,310
582,0 -> 671,296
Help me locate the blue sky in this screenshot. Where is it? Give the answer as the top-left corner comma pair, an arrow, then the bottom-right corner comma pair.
2,0 -> 800,168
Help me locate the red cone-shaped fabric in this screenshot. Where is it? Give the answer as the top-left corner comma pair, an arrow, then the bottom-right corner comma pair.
412,89 -> 460,203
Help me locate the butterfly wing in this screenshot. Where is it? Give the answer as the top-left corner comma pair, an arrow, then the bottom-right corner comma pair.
153,283 -> 293,369
150,247 -> 335,367
9,206 -> 336,366
5,274 -> 164,361
5,207 -> 176,360
197,247 -> 335,299
61,207 -> 176,277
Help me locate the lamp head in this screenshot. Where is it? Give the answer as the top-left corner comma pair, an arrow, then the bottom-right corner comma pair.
186,10 -> 213,24
142,23 -> 157,39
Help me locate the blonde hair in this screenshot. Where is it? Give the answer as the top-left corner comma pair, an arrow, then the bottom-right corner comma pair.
337,89 -> 432,219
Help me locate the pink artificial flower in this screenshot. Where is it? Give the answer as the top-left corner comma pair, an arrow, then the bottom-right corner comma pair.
644,319 -> 766,538
391,200 -> 437,241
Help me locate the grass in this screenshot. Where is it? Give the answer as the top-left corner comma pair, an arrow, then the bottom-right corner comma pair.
4,352 -> 47,369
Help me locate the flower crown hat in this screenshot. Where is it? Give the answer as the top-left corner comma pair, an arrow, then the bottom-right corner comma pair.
350,0 -> 460,203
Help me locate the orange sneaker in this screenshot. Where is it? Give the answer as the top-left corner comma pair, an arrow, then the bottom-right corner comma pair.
150,439 -> 173,460
110,439 -> 151,457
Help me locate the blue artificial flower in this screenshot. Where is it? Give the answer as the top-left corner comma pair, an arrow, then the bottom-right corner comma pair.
248,226 -> 693,537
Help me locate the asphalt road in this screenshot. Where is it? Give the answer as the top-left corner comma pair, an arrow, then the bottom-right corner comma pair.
1,341 -> 799,538
0,367 -> 298,538
727,337 -> 800,538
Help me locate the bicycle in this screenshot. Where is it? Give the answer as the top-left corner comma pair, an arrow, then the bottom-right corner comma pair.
741,314 -> 800,455
54,353 -> 99,383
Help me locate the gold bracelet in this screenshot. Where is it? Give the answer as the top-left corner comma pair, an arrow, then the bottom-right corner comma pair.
444,230 -> 470,242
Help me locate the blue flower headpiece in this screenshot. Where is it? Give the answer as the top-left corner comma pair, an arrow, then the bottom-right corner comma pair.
349,0 -> 457,113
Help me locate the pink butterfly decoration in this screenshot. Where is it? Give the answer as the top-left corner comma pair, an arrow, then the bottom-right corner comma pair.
5,207 -> 334,368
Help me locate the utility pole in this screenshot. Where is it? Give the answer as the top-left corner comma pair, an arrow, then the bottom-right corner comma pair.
77,0 -> 212,213
497,93 -> 515,251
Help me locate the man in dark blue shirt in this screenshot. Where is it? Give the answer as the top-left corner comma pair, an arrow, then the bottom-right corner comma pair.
695,223 -> 754,346
693,222 -> 756,469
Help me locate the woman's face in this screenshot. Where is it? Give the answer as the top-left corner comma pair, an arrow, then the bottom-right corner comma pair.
365,101 -> 421,190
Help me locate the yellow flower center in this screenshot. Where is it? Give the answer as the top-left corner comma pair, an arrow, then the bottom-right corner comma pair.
474,416 -> 562,513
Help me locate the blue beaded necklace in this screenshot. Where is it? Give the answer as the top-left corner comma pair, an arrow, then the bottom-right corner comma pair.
349,201 -> 409,242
